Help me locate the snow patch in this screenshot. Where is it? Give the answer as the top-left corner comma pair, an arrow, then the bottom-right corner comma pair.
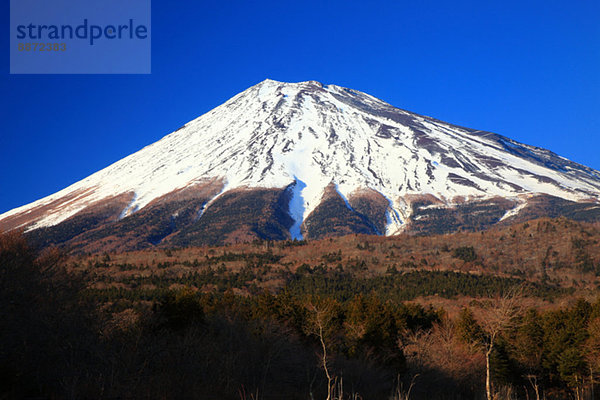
334,183 -> 353,210
499,200 -> 528,222
381,195 -> 405,236
119,193 -> 138,219
288,178 -> 307,240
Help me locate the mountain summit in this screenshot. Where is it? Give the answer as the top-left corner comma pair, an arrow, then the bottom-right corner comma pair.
2,79 -> 600,251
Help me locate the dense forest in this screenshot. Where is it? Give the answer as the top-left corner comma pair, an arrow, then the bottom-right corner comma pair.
2,218 -> 600,399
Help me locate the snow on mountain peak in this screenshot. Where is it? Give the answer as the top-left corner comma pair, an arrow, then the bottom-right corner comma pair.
2,79 -> 600,237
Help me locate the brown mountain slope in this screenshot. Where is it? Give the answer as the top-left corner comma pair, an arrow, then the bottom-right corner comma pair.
73,217 -> 600,301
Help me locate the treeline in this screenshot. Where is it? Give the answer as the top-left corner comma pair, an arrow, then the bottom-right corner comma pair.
284,265 -> 566,302
80,255 -> 567,308
2,231 -> 600,399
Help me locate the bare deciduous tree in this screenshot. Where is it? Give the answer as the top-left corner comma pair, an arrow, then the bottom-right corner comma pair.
477,286 -> 525,400
304,299 -> 339,400
404,318 -> 484,398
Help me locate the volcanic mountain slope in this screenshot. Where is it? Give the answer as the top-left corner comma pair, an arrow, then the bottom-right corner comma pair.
2,79 -> 600,251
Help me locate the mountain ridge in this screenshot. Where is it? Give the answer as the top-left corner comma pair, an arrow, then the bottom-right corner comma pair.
2,79 -> 600,250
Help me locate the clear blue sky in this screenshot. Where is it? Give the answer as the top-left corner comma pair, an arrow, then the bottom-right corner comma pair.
1,0 -> 599,214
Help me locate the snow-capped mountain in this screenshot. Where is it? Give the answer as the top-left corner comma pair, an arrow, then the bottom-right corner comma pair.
2,79 -> 600,251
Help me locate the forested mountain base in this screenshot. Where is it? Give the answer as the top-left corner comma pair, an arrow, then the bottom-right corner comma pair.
2,218 -> 600,399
